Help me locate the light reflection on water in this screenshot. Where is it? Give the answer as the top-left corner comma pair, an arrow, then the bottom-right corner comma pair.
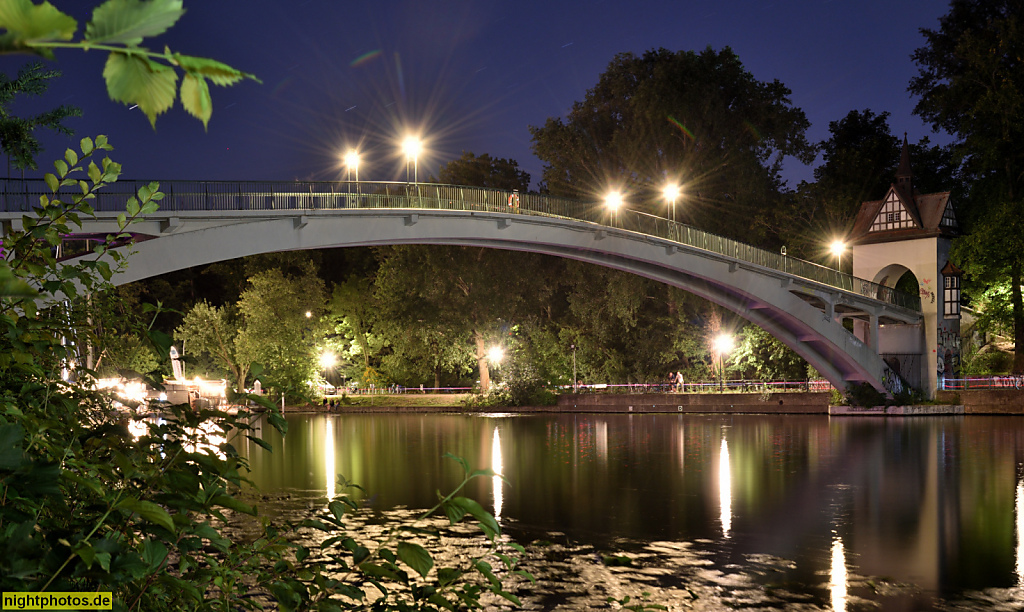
718,432 -> 731,539
830,533 -> 847,612
238,413 -> 1024,610
492,426 -> 503,523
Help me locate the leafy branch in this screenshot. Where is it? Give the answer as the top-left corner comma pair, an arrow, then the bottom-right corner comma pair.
0,0 -> 259,128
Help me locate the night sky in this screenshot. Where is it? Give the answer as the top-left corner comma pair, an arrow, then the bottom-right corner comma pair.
2,0 -> 952,189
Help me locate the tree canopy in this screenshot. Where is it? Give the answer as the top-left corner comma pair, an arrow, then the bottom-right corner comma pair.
911,0 -> 1024,372
530,46 -> 814,242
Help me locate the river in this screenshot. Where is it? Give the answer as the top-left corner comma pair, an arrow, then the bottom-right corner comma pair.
235,412 -> 1024,610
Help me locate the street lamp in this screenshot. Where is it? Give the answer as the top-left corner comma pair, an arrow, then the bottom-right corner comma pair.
488,346 -> 504,364
605,190 -> 623,227
830,239 -> 846,273
320,351 -> 336,393
402,136 -> 422,183
662,183 -> 680,224
344,149 -> 360,183
713,333 -> 734,392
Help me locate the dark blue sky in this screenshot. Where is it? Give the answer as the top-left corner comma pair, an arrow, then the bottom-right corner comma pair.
2,0 -> 951,189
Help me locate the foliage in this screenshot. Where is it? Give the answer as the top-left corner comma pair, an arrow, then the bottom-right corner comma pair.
727,324 -> 808,382
175,301 -> 250,390
1,144 -> 531,611
559,262 -> 710,383
845,382 -> 887,408
373,246 -> 550,393
234,267 -> 327,402
530,46 -> 813,242
761,109 -> 956,261
327,275 -> 388,383
0,61 -> 80,171
437,151 -> 531,191
911,0 -> 1024,372
0,0 -> 259,128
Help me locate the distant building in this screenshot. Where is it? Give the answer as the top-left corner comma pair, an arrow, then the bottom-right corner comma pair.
850,135 -> 961,393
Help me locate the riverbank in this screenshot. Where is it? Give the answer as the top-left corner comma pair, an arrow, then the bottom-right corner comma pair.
289,389 -> 1024,415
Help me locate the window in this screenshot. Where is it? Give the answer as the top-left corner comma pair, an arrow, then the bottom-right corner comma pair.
871,192 -> 915,232
940,202 -> 957,229
943,274 -> 960,318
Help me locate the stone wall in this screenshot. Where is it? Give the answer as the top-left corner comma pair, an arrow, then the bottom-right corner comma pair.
555,392 -> 831,414
936,389 -> 1024,415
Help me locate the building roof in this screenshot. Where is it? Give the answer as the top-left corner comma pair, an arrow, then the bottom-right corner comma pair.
850,136 -> 957,245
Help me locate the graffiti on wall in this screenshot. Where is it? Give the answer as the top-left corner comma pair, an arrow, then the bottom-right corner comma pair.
937,320 -> 961,378
919,278 -> 936,304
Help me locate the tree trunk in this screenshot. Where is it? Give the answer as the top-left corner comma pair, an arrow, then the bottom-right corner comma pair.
1012,261 -> 1024,374
474,329 -> 491,392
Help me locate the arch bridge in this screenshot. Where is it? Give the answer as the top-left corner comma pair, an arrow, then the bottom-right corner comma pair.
1,179 -> 923,396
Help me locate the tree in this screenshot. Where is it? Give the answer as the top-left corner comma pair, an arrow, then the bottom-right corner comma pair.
235,267 -> 327,400
0,62 -> 80,174
761,110 -> 956,260
437,151 -> 531,191
0,0 -> 258,128
910,0 -> 1024,372
175,301 -> 250,390
530,46 -> 814,242
728,324 -> 808,382
327,275 -> 389,385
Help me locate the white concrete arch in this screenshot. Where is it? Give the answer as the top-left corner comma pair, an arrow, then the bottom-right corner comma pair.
92,208 -> 912,395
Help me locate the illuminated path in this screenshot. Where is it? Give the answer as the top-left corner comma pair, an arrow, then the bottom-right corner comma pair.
1,179 -> 922,396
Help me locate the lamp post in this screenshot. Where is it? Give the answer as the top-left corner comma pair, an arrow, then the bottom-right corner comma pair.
320,351 -> 336,394
345,149 -> 360,205
570,343 -> 577,393
662,183 -> 680,224
605,191 -> 623,228
830,240 -> 846,273
713,333 -> 734,393
344,150 -> 360,183
402,136 -> 422,184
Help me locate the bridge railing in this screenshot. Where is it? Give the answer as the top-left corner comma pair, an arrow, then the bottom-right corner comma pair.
1,178 -> 921,311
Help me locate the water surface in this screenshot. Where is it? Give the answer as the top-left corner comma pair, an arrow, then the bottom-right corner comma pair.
237,413 -> 1024,610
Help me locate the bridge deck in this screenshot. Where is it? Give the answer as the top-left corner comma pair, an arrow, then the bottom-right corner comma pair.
1,178 -> 921,314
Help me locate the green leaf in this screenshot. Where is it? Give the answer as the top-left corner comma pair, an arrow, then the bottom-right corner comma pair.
437,567 -> 463,587
86,0 -> 184,45
180,73 -> 211,128
443,452 -> 470,474
450,497 -> 500,539
117,498 -> 175,532
328,500 -> 348,522
211,494 -> 255,515
44,172 -> 58,193
359,562 -> 400,580
397,542 -> 433,578
141,538 -> 168,571
64,147 -> 78,167
88,160 -> 101,184
246,434 -> 272,452
147,329 -> 173,360
0,423 -> 25,470
103,52 -> 177,128
80,136 -> 94,156
0,0 -> 76,52
267,411 -> 288,435
174,53 -> 257,86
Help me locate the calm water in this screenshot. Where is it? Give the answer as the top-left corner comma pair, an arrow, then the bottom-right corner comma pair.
236,413 -> 1024,610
